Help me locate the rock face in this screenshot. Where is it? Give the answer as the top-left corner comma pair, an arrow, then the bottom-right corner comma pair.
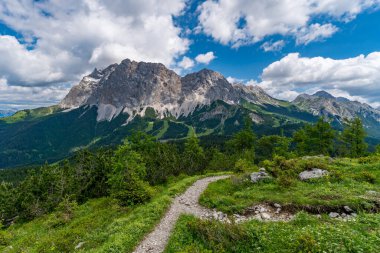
299,168 -> 328,181
250,168 -> 272,183
293,91 -> 380,121
293,91 -> 380,137
60,59 -> 280,122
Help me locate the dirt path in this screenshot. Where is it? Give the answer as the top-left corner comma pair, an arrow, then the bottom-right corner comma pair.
133,175 -> 230,253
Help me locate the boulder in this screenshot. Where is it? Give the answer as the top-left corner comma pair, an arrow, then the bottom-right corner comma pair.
329,212 -> 340,218
250,169 -> 271,183
299,168 -> 328,181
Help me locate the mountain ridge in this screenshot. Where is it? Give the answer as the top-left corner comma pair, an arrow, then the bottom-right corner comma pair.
1,59 -> 380,168
60,59 -> 280,123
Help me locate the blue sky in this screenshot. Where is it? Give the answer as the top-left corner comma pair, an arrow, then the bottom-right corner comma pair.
183,9 -> 380,80
0,0 -> 380,109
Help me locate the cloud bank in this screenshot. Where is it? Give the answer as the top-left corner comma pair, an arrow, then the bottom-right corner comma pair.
0,0 -> 189,107
258,52 -> 380,107
198,0 -> 380,47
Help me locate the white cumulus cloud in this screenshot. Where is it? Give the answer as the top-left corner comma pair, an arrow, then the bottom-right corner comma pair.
296,23 -> 338,45
198,0 -> 380,47
257,52 -> 380,106
178,56 -> 195,69
261,40 -> 286,52
195,51 -> 216,64
0,78 -> 70,109
0,0 -> 190,109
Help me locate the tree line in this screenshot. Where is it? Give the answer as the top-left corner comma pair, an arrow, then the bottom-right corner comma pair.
0,116 -> 373,225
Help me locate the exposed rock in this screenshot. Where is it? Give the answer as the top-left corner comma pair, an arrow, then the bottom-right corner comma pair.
366,190 -> 378,195
329,212 -> 340,218
60,59 -> 282,123
273,203 -> 281,208
343,206 -> 353,213
75,242 -> 85,250
293,91 -> 380,133
260,212 -> 271,220
250,170 -> 272,183
299,168 -> 328,181
259,206 -> 267,213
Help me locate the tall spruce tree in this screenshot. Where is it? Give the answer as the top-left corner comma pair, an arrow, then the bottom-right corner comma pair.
183,136 -> 206,175
293,118 -> 335,156
342,117 -> 367,158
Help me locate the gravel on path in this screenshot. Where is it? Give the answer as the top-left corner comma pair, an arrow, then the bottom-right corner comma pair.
133,175 -> 230,253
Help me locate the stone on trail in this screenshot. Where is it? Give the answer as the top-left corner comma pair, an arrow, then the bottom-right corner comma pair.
260,212 -> 271,220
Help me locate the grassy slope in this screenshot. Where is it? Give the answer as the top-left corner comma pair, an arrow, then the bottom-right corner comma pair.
165,213 -> 380,253
165,158 -> 380,252
200,157 -> 380,214
0,173 -> 226,253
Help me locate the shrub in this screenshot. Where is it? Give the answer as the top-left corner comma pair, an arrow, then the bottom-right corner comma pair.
295,233 -> 319,252
55,197 -> 78,223
355,171 -> 376,184
277,175 -> 296,188
328,170 -> 344,183
108,141 -> 152,206
0,229 -> 11,246
233,158 -> 253,173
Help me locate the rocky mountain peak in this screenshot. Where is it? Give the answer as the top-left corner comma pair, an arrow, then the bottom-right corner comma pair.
294,90 -> 380,131
60,58 -> 281,122
313,90 -> 335,99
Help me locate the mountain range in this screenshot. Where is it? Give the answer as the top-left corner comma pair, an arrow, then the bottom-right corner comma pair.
0,109 -> 16,118
1,58 -> 379,168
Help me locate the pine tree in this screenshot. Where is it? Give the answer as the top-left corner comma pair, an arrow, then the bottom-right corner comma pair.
227,117 -> 256,153
342,117 -> 367,158
293,118 -> 335,156
183,136 -> 206,174
311,118 -> 335,155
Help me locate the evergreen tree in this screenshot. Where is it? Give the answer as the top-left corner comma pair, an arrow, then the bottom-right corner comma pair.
293,118 -> 335,156
183,136 -> 206,174
375,144 -> 380,154
108,141 -> 151,206
256,135 -> 291,161
227,118 -> 256,152
341,117 -> 368,158
312,118 -> 335,155
129,132 -> 180,185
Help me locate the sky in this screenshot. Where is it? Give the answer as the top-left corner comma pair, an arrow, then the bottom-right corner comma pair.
0,0 -> 380,110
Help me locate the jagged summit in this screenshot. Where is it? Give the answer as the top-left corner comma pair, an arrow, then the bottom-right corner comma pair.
60,58 -> 279,122
313,90 -> 335,99
294,90 -> 380,126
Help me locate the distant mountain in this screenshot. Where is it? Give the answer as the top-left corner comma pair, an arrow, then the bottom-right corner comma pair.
293,91 -> 380,137
1,59 -> 379,168
0,109 -> 16,118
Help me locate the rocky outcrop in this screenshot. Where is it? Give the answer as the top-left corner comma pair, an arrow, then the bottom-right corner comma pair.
293,91 -> 380,123
299,168 -> 328,181
250,168 -> 272,183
